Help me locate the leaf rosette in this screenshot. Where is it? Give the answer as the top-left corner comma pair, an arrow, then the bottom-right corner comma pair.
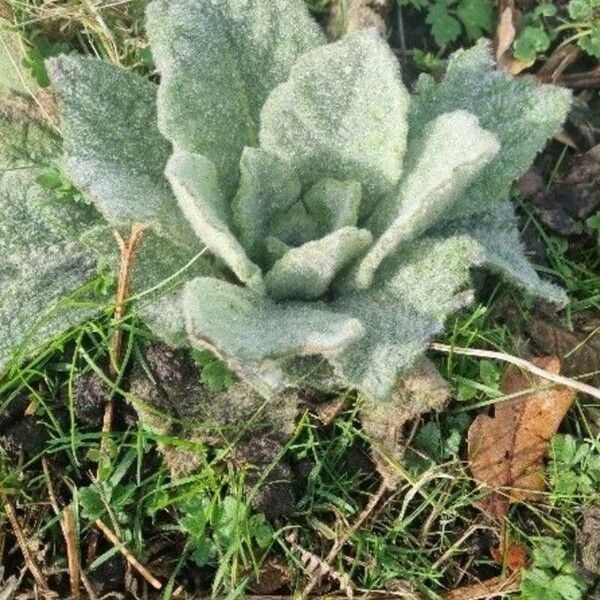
1,0 -> 571,404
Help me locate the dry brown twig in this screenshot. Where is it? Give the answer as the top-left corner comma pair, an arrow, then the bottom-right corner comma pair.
429,343 -> 600,400
42,460 -> 81,599
93,518 -> 162,590
98,223 -> 147,473
3,500 -> 54,595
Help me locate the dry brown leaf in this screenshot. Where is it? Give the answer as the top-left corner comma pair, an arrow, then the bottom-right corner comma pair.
495,5 -> 516,62
528,315 -> 600,389
494,3 -> 533,75
247,556 -> 291,595
468,357 -> 576,519
580,505 -> 600,576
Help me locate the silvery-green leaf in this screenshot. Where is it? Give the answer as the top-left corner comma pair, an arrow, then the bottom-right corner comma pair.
444,202 -> 567,304
409,40 -> 571,219
350,110 -> 498,289
260,29 -> 410,204
183,277 -> 365,371
166,150 -> 263,292
329,235 -> 481,400
147,0 -> 323,197
268,201 -> 321,247
0,101 -> 100,371
47,56 -> 196,245
265,226 -> 373,301
232,147 -> 301,261
303,178 -> 362,236
137,292 -> 188,348
263,236 -> 291,267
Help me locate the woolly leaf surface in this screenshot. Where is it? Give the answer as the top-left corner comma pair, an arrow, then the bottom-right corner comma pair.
147,0 -> 323,197
260,29 -> 410,204
47,56 -> 196,245
329,235 -> 482,400
351,110 -> 498,289
0,101 -> 100,371
182,278 -> 365,390
265,226 -> 373,301
409,40 -> 571,218
443,202 -> 567,304
232,147 -> 301,262
166,150 -> 263,291
303,178 -> 362,236
268,201 -> 321,247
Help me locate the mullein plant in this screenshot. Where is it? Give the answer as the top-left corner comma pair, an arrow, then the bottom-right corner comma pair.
0,0 -> 570,430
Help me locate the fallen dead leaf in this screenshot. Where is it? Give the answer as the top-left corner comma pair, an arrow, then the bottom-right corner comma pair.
536,43 -> 580,84
494,2 -> 534,75
527,313 -> 600,389
468,357 -> 576,519
523,145 -> 600,237
495,4 -> 515,61
314,395 -> 350,426
247,555 -> 291,595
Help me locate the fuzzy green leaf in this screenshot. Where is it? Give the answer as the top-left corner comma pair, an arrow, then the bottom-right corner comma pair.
268,201 -> 322,248
147,0 -> 323,197
329,235 -> 481,400
303,178 -> 362,235
47,55 -> 196,245
183,277 -> 365,381
0,100 -> 100,372
409,40 -> 571,219
265,226 -> 373,301
232,147 -> 301,262
351,110 -> 498,289
166,150 -> 263,291
260,29 -> 410,204
444,202 -> 567,304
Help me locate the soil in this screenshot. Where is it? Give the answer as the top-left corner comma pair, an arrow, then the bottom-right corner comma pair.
581,506 -> 600,577
74,372 -> 111,427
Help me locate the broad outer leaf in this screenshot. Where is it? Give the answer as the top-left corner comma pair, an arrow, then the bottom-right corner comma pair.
183,277 -> 365,382
260,29 -> 410,204
47,56 -> 196,245
444,202 -> 567,304
409,40 -> 571,219
468,357 -> 576,520
0,98 -> 99,372
166,150 -> 263,291
147,0 -> 323,197
329,235 -> 482,401
265,226 -> 372,301
351,110 -> 499,290
232,147 -> 301,262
